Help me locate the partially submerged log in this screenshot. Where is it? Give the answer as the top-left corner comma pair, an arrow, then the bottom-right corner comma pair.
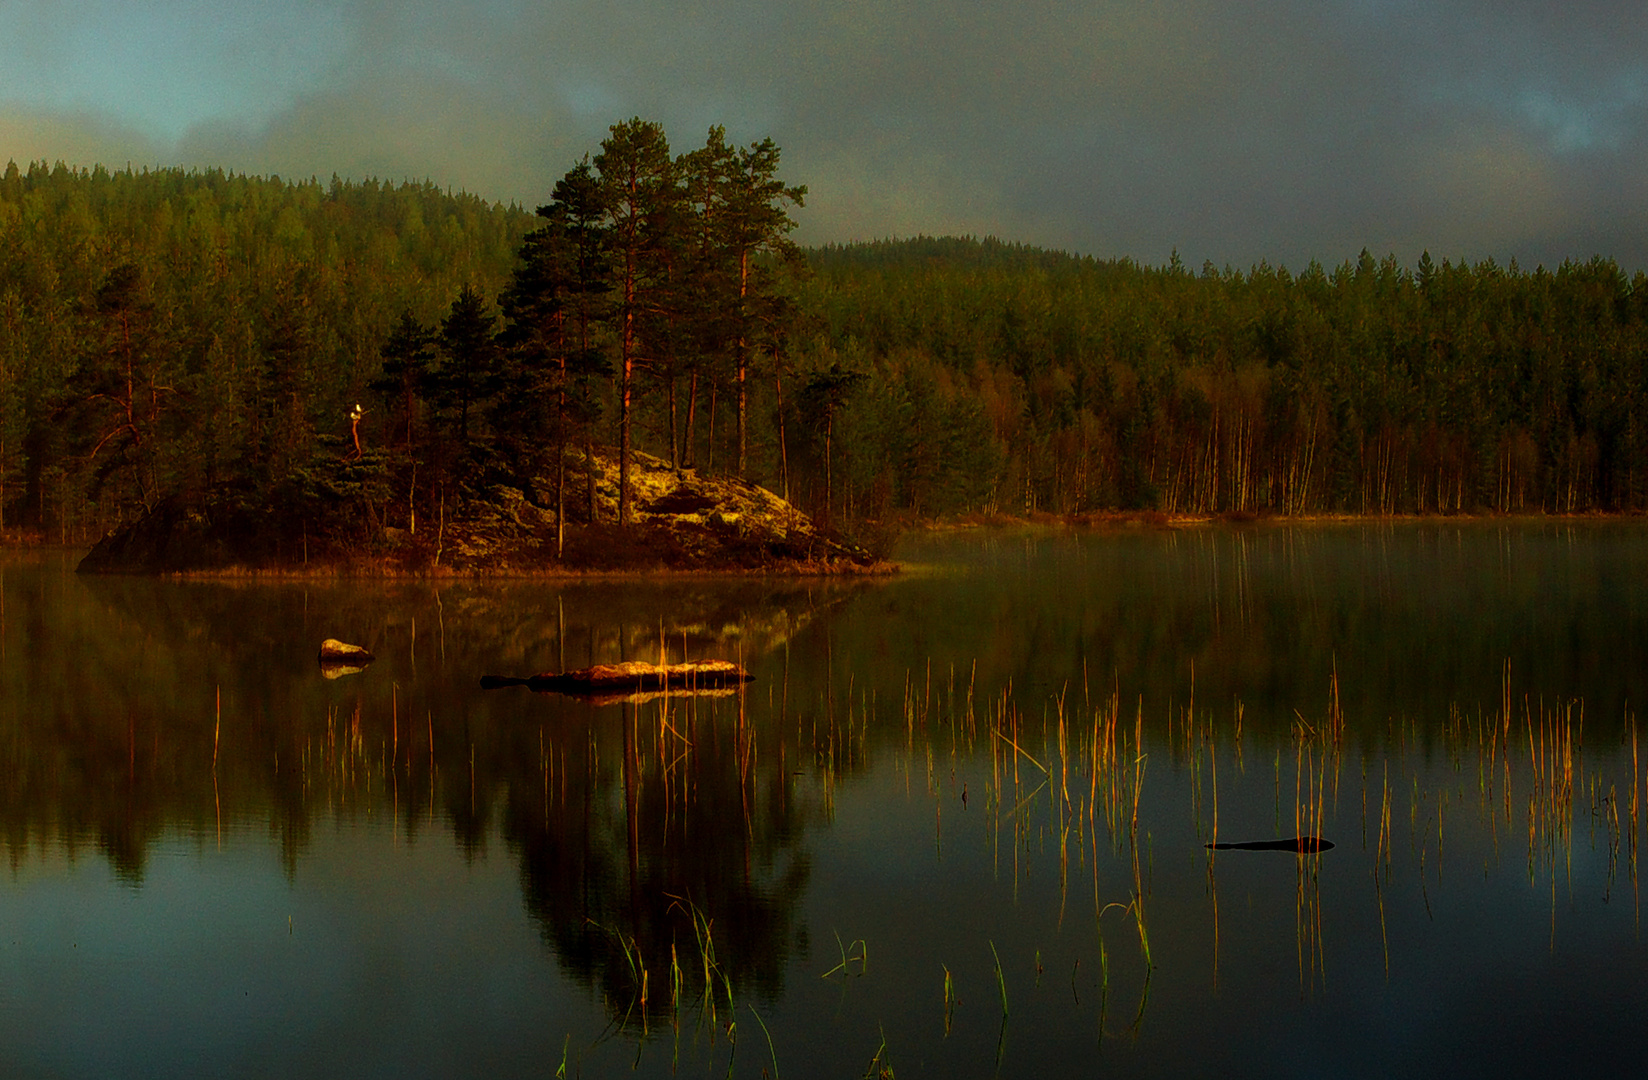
481,660 -> 752,696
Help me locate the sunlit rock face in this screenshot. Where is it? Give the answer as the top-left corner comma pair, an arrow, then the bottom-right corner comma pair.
536,447 -> 876,572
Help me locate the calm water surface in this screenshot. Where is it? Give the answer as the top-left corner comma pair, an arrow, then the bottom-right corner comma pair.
2,521 -> 1647,1078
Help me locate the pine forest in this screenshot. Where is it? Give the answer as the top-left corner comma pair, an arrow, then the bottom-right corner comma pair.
5,122 -> 1648,557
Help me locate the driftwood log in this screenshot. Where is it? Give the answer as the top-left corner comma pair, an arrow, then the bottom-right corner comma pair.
481,660 -> 752,695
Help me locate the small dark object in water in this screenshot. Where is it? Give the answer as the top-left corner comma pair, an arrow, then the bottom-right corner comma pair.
1206,837 -> 1335,852
482,660 -> 753,696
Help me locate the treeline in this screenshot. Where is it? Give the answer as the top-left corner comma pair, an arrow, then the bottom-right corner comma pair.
0,122 -> 845,553
0,158 -> 529,542
6,149 -> 1648,550
799,238 -> 1648,517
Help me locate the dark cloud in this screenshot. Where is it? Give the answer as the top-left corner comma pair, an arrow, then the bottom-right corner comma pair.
5,0 -> 1648,268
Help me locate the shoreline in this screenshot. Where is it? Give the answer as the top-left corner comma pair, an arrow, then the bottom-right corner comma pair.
937,508 -> 1648,530
92,558 -> 903,581
10,508 -> 1647,578
0,541 -> 901,579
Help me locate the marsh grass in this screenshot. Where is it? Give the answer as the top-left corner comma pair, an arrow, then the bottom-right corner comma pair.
748,1005 -> 780,1080
988,941 -> 1008,1018
587,918 -> 650,1032
250,645 -> 1648,1075
863,1028 -> 895,1080
821,931 -> 868,979
914,653 -> 1645,1004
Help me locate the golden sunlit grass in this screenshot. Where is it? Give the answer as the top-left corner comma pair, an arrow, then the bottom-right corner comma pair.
247,642 -> 1645,1070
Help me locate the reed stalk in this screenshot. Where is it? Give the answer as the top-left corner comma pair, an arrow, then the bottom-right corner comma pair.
748,1005 -> 779,1080
821,931 -> 868,979
989,940 -> 1008,1018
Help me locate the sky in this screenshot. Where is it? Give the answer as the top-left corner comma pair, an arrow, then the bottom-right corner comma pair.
3,0 -> 1648,271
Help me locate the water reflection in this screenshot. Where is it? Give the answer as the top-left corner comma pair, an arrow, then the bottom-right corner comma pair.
887,520 -> 1648,733
5,525 -> 1648,1077
0,559 -> 859,1017
504,694 -> 813,1027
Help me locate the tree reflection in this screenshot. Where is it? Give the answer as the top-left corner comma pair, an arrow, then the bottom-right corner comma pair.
1,556 -> 843,1023
503,691 -> 814,1021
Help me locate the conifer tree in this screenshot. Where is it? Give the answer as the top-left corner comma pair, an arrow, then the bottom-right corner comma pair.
679,129 -> 806,477
594,119 -> 675,527
433,284 -> 499,449
369,311 -> 436,453
65,263 -> 175,513
499,159 -> 612,545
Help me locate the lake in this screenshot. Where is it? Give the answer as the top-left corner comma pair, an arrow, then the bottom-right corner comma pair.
2,520 -> 1647,1078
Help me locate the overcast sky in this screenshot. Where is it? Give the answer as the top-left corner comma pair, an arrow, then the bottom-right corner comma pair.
3,0 -> 1647,270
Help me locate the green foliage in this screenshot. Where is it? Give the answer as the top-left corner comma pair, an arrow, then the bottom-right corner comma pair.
432,284 -> 500,446
284,442 -> 392,503
0,160 -> 530,539
794,238 -> 1648,517
367,310 -> 436,451
13,148 -> 1648,552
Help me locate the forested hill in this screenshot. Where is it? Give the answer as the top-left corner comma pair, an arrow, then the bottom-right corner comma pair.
0,161 -> 531,541
5,158 -> 1648,558
808,235 -> 1103,275
800,238 -> 1648,517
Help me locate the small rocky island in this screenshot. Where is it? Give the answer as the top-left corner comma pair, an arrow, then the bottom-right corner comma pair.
78,448 -> 887,576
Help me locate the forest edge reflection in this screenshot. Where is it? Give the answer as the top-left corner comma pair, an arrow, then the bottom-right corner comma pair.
5,525 -> 1648,1076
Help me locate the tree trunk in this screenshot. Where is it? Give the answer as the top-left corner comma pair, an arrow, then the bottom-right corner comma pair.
825,413 -> 833,522
587,434 -> 597,524
667,373 -> 678,469
736,248 -> 749,476
681,371 -> 698,470
774,354 -> 789,501
619,298 -> 634,527
707,383 -> 717,474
